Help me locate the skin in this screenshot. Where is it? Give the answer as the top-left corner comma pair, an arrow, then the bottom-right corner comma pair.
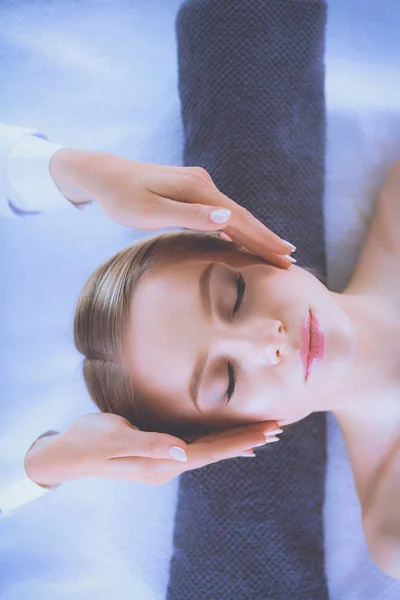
25,152 -> 294,492
125,252 -> 353,429
125,160 -> 400,579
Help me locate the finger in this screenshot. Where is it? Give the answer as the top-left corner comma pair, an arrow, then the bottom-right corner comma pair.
145,196 -> 233,231
106,423 -> 281,481
188,427 -> 280,469
225,214 -> 297,267
197,420 -> 280,443
217,232 -> 234,242
241,247 -> 296,270
102,455 -> 184,484
179,184 -> 297,260
237,449 -> 256,457
220,200 -> 297,258
219,233 -> 292,267
111,430 -> 188,463
219,229 -> 296,269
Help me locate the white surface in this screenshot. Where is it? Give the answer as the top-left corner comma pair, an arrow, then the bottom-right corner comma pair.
0,1 -> 400,598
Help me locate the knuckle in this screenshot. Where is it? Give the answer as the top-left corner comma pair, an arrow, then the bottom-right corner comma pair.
188,203 -> 203,224
189,166 -> 212,184
147,433 -> 165,459
106,417 -> 133,446
239,206 -> 254,220
113,442 -> 129,457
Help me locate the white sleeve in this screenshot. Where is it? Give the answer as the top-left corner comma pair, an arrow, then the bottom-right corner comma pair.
0,431 -> 59,515
0,123 -> 77,217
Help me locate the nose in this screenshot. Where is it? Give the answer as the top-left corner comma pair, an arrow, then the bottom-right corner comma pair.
264,322 -> 286,365
214,319 -> 287,367
258,320 -> 286,366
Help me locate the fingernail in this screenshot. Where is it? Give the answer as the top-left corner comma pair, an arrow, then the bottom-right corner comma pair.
253,439 -> 269,448
238,453 -> 256,458
265,436 -> 280,444
168,446 -> 187,462
210,209 -> 232,223
264,429 -> 283,437
283,254 -> 297,263
281,239 -> 297,252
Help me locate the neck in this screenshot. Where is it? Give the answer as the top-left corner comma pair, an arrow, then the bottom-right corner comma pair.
320,291 -> 399,417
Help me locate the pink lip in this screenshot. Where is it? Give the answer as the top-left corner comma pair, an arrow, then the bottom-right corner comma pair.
300,311 -> 325,380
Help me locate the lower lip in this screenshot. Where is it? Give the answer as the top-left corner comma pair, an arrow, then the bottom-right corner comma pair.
301,311 -> 325,380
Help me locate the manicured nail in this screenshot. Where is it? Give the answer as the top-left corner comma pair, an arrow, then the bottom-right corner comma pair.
238,453 -> 256,458
264,429 -> 283,437
281,239 -> 297,252
283,254 -> 297,263
265,436 -> 280,444
253,439 -> 269,448
210,209 -> 232,223
168,446 -> 187,462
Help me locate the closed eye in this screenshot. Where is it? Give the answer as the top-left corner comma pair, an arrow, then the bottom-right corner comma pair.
232,273 -> 246,316
226,273 -> 246,403
225,361 -> 237,404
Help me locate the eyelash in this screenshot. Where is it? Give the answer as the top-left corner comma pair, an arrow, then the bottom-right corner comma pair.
232,273 -> 246,316
226,361 -> 237,403
225,273 -> 247,403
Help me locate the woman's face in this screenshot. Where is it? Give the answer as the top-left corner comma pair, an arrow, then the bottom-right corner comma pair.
124,248 -> 353,430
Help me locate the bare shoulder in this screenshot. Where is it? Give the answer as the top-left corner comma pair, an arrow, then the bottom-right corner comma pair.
338,413 -> 400,579
345,159 -> 400,298
362,434 -> 400,580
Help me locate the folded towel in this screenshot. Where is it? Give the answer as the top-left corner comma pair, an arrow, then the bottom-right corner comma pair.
167,1 -> 328,599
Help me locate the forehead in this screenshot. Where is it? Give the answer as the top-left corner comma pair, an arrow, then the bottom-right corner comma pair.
138,257 -> 204,296
132,256 -> 211,319
123,257 -> 210,404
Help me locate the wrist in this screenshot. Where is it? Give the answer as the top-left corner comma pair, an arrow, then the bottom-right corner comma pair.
49,148 -> 95,206
25,433 -> 69,487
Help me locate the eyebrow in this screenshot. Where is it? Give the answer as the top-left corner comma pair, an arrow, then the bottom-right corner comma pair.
189,263 -> 214,411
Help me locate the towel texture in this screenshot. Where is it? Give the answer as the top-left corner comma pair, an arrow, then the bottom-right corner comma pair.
167,1 -> 328,599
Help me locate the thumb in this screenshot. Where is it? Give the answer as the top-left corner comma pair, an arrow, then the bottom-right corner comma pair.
113,430 -> 188,463
176,202 -> 232,231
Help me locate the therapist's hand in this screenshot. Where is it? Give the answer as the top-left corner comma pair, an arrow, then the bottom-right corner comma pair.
24,413 -> 282,487
50,149 -> 296,268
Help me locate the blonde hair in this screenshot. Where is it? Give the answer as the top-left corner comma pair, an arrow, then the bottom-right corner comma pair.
74,230 -> 323,441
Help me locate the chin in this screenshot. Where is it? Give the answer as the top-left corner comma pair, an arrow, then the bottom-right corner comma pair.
278,412 -> 312,427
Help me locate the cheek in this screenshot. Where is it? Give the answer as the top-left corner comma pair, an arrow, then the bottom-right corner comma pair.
237,385 -> 313,425
249,269 -> 295,313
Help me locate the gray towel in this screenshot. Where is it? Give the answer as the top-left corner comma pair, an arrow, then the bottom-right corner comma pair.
167,1 -> 328,599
